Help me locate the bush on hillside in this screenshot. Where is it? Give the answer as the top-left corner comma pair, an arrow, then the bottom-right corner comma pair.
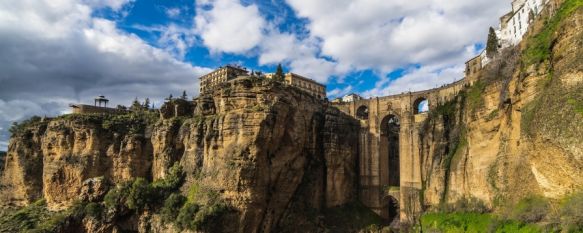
160,194 -> 186,223
560,192 -> 583,231
510,195 -> 550,223
447,196 -> 489,214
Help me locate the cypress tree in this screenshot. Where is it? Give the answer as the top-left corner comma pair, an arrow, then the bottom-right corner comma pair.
274,64 -> 285,82
143,98 -> 150,109
486,27 -> 499,58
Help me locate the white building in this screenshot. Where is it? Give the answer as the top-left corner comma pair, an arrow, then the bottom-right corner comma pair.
497,0 -> 549,47
342,93 -> 363,103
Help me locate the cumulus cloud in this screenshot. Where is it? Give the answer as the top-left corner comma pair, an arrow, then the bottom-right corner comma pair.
165,7 -> 181,18
285,0 -> 508,71
327,85 -> 353,99
195,0 -> 266,53
0,0 -> 211,150
362,64 -> 465,98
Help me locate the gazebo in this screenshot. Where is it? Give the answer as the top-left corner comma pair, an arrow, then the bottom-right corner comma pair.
94,95 -> 109,108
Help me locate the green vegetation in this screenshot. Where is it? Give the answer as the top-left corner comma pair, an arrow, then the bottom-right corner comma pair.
444,196 -> 489,214
83,202 -> 103,220
486,109 -> 499,121
8,116 -> 44,135
0,199 -> 96,233
160,193 -> 186,223
421,212 -> 494,233
0,151 -> 6,169
322,202 -> 384,232
170,184 -> 230,231
567,98 -> 583,116
104,162 -> 185,212
467,81 -> 486,114
560,191 -> 583,231
421,192 -> 583,232
274,63 -> 285,82
54,111 -> 159,135
522,0 -> 583,65
486,26 -> 499,58
508,196 -> 550,223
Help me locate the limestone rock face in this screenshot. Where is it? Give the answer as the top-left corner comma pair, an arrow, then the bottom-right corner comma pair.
419,6 -> 583,208
0,77 -> 360,232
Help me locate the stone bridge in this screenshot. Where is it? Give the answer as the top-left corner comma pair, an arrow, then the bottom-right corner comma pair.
332,79 -> 467,223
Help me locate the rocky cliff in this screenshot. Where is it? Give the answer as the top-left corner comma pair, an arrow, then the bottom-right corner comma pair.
0,77 -> 361,232
419,0 -> 583,211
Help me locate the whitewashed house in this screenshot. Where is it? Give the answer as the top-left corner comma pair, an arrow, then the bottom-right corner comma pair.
497,0 -> 549,47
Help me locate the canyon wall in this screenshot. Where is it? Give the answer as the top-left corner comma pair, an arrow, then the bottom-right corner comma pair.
420,4 -> 583,210
0,77 -> 360,232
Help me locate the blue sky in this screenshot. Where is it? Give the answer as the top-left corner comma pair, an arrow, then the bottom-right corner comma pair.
0,0 -> 512,150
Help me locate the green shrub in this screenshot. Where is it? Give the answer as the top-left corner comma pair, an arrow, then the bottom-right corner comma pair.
126,178 -> 154,211
489,219 -> 541,233
160,194 -> 186,223
560,192 -> 583,231
9,116 -> 43,135
421,212 -> 493,232
510,196 -> 550,223
193,203 -> 229,231
84,203 -> 103,219
0,199 -> 73,232
176,202 -> 201,230
151,162 -> 185,192
447,196 -> 489,214
467,81 -> 486,114
104,182 -> 131,210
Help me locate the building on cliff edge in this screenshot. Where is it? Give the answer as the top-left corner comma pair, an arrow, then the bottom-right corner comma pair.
199,65 -> 249,94
69,96 -> 128,114
199,65 -> 327,100
464,0 -> 550,80
265,72 -> 327,99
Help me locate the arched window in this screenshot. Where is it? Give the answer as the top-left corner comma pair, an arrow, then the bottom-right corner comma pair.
414,97 -> 429,114
356,106 -> 369,120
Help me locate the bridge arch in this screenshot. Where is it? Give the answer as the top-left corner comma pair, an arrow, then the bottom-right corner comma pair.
356,105 -> 369,120
413,97 -> 429,114
380,114 -> 400,188
384,195 -> 400,222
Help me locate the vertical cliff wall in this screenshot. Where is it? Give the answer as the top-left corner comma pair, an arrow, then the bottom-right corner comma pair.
0,77 -> 360,232
419,3 -> 583,210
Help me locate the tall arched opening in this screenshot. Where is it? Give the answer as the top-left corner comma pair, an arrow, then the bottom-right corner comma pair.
413,97 -> 429,114
385,196 -> 399,223
380,114 -> 400,187
356,105 -> 369,120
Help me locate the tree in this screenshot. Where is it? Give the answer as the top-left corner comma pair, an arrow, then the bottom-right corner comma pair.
181,90 -> 187,100
130,98 -> 142,111
143,98 -> 150,109
274,64 -> 285,82
486,27 -> 499,58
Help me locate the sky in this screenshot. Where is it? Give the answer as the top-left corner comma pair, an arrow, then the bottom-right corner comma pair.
0,0 -> 512,151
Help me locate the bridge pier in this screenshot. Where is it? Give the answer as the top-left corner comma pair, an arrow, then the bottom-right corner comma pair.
332,80 -> 464,224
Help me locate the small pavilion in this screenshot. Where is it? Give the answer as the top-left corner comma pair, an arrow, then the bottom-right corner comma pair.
94,95 -> 109,108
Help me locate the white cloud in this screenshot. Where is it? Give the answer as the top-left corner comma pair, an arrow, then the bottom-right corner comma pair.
84,0 -> 134,11
362,64 -> 465,97
165,7 -> 181,18
285,0 -> 508,71
0,0 -> 211,150
283,0 -> 509,94
327,85 -> 353,99
194,0 -> 266,53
